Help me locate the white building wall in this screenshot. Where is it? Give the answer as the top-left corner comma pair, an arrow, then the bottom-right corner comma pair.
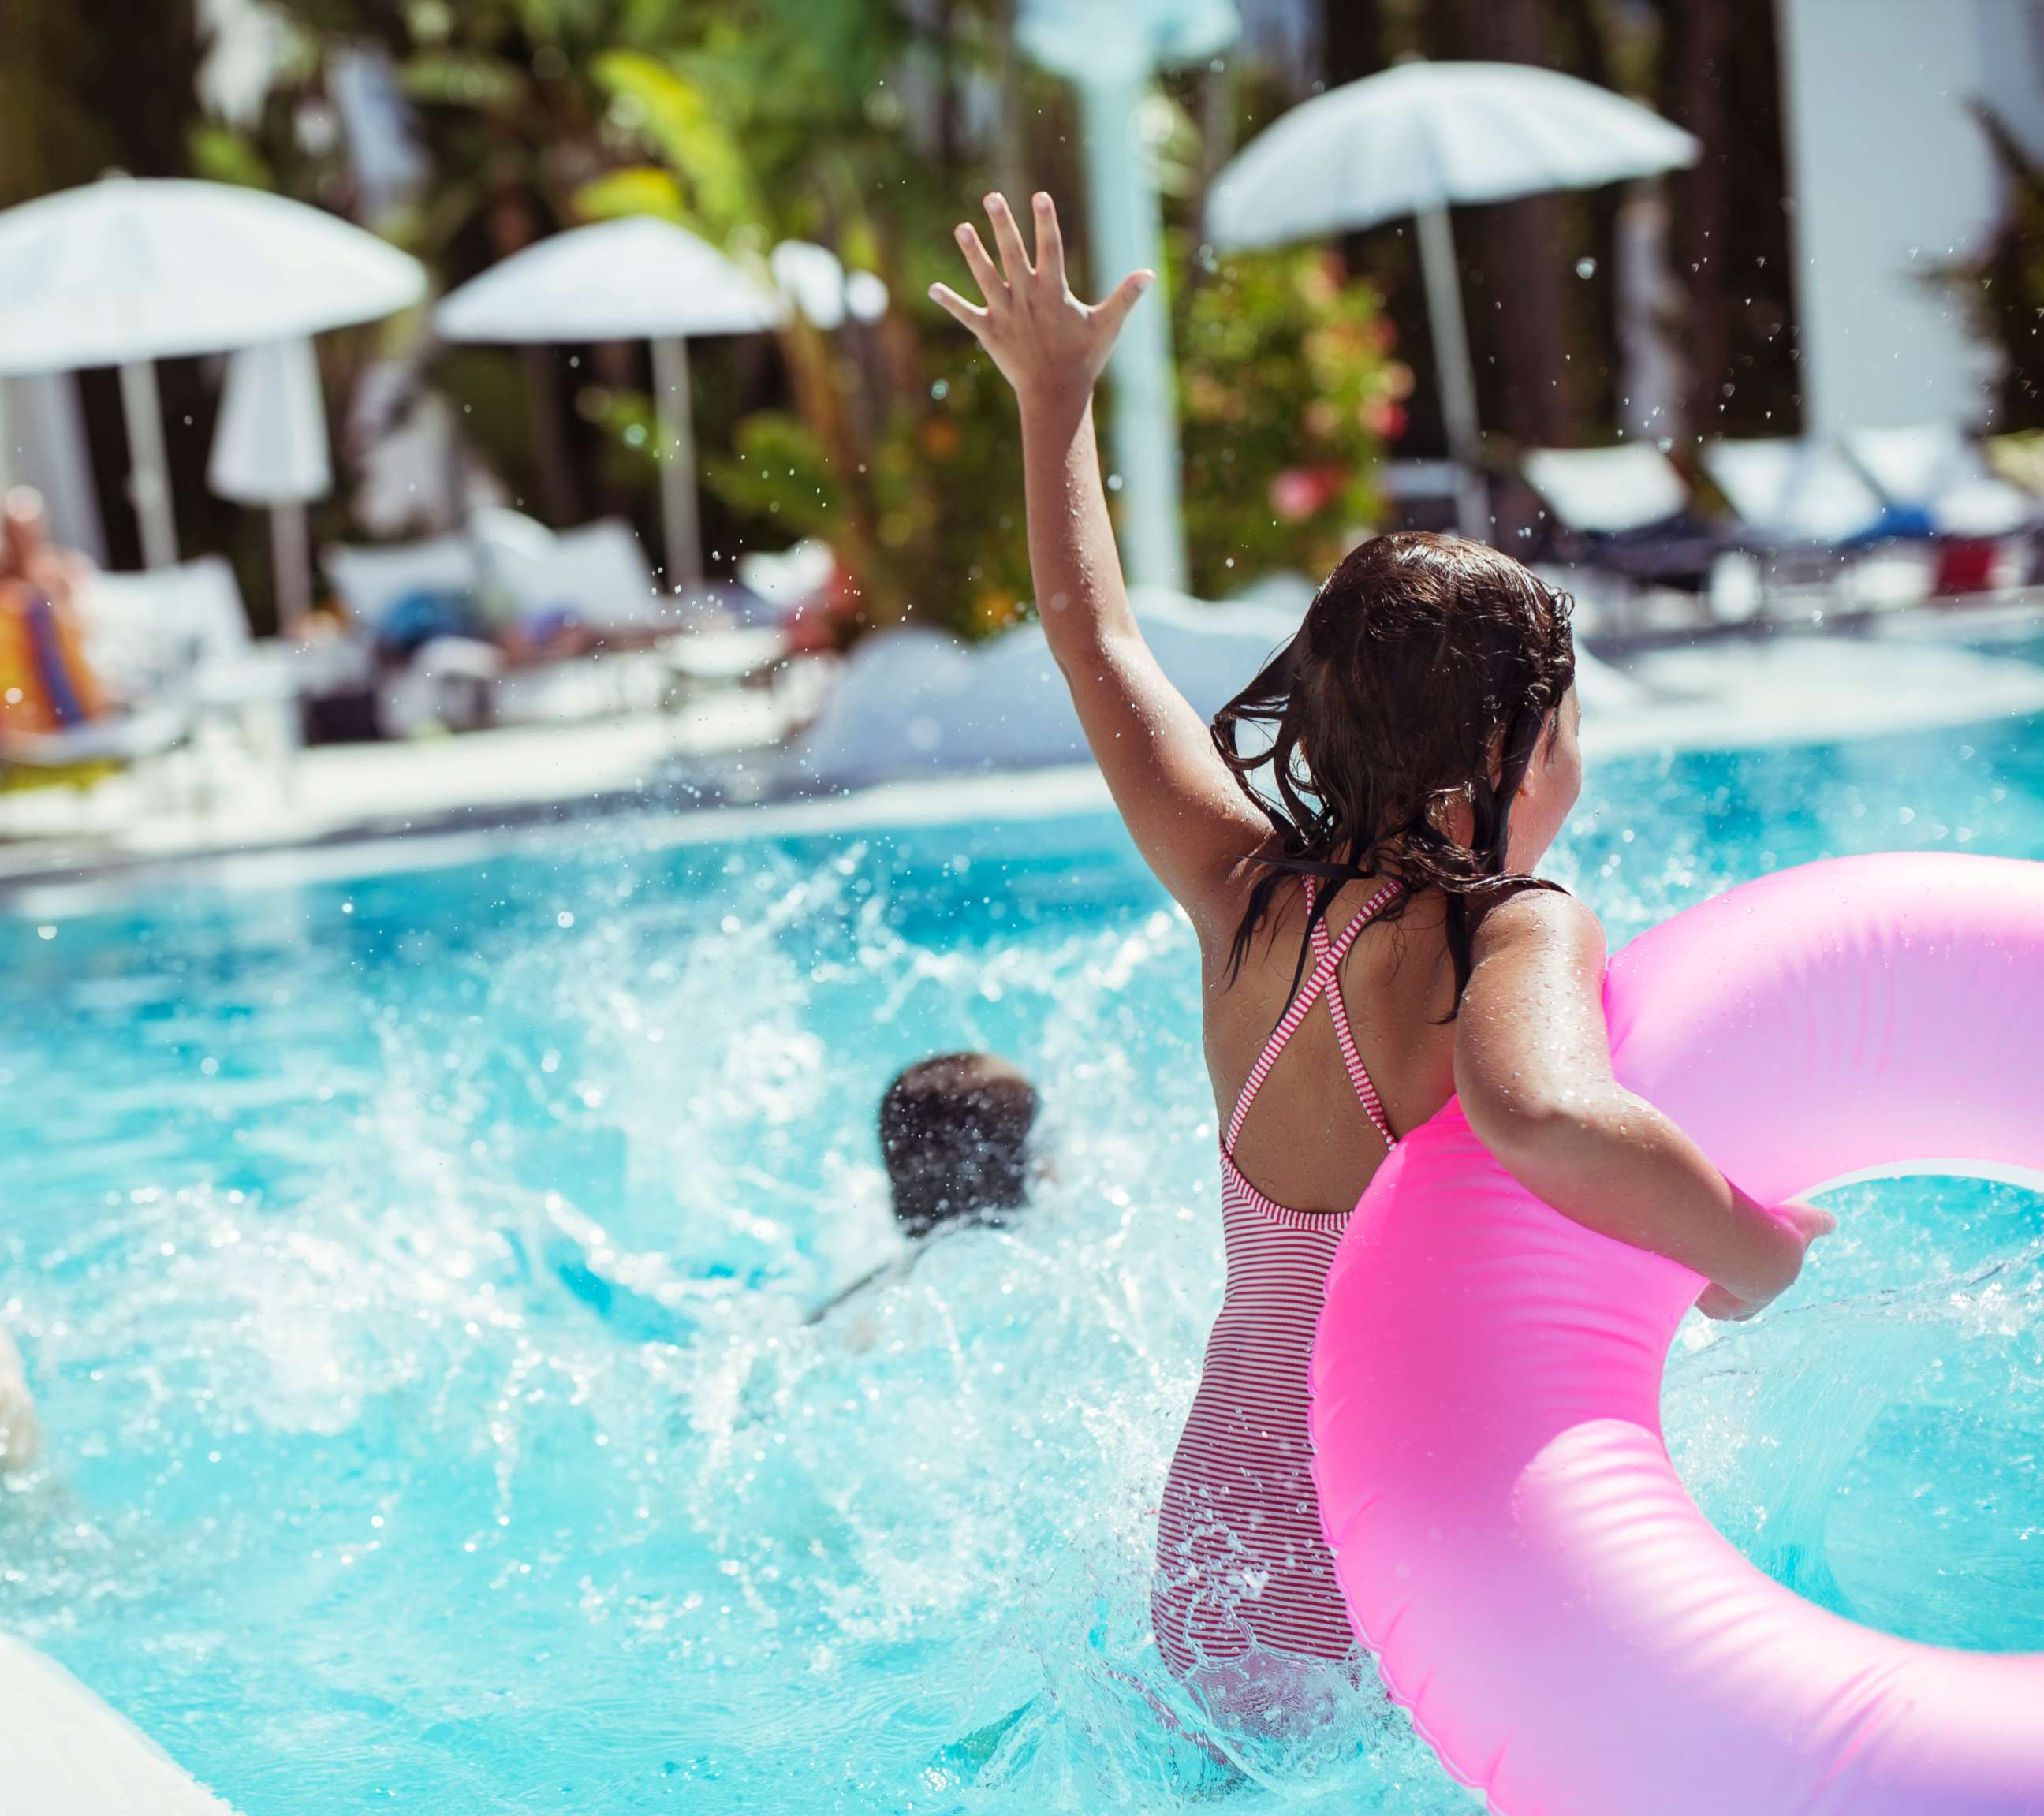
1777,0 -> 2044,434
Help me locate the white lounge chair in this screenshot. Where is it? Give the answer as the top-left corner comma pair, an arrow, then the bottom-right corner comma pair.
734,537 -> 833,623
324,528 -> 494,735
323,531 -> 481,643
72,555 -> 312,785
326,516 -> 723,731
1702,438 -> 1888,548
1518,444 -> 1721,603
472,509 -> 670,637
1522,444 -> 1688,535
472,511 -> 684,722
1,573 -> 191,801
1843,423 -> 2037,539
1703,438 -> 1932,618
0,700 -> 190,775
84,556 -> 254,690
479,510 -> 793,716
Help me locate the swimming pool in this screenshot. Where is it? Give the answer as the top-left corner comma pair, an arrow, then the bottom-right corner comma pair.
3,712 -> 2043,1814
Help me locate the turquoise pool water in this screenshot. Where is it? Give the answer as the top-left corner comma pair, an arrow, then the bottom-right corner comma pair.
3,715 -> 2044,1813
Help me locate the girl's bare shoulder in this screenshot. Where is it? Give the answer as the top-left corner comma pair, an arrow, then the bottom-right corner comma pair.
1472,884 -> 1606,966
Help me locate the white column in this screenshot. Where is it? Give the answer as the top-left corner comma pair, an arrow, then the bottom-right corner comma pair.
1776,0 -> 2040,433
650,334 -> 703,591
1078,74 -> 1188,592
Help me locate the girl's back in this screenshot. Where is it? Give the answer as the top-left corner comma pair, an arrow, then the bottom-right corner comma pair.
1152,879 -> 1457,1682
1203,882 -> 1458,1216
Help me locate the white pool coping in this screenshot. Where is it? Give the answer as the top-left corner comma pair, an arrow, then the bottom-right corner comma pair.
0,1636 -> 236,1812
4,624 -> 2044,921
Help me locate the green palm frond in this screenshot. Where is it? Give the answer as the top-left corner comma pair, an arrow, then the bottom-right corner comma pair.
591,47 -> 758,240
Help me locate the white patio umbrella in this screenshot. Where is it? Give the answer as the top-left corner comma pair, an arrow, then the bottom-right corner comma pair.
434,216 -> 785,590
770,241 -> 889,331
1207,62 -> 1700,541
208,337 -> 330,636
0,174 -> 424,569
1020,0 -> 1240,594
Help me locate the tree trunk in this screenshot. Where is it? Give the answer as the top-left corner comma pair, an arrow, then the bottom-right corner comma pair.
2,0 -> 205,570
1666,0 -> 1735,446
1321,0 -> 1450,459
1321,0 -> 1384,89
1550,0 -> 1624,436
487,187 -> 578,524
934,0 -> 960,185
1659,0 -> 1800,441
1430,0 -> 1568,450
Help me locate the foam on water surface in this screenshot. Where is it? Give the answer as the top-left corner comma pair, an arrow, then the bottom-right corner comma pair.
2,715 -> 2044,1812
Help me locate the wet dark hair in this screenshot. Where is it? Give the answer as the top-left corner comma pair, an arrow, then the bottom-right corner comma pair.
1211,532 -> 1576,1013
878,1053 -> 1039,1239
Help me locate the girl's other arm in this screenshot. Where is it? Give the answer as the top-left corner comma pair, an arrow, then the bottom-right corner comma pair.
931,194 -> 1268,936
1454,889 -> 1833,1315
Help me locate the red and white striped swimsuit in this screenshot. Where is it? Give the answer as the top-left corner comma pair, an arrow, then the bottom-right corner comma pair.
1152,878 -> 1401,1676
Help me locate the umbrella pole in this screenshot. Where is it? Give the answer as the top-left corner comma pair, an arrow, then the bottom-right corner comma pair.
270,501 -> 312,640
650,335 -> 703,594
1414,203 -> 1489,543
116,357 -> 180,569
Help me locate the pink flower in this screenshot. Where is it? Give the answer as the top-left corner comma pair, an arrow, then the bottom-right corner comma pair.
1270,466 -> 1347,522
1364,399 -> 1408,442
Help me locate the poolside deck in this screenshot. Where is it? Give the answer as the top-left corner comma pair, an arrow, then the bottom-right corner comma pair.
2,602 -> 2039,901
0,681 -> 795,889
0,1636 -> 237,1813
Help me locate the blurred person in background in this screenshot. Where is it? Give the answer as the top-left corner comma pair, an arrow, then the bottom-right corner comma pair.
0,486 -> 106,734
2,487 -> 92,610
808,1053 -> 1042,1323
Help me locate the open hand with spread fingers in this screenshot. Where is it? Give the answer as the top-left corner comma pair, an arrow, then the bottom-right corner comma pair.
917,188 -> 1275,947
929,192 -> 1154,412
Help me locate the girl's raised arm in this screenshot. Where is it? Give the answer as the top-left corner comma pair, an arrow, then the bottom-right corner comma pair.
931,192 -> 1269,938
1454,888 -> 1834,1318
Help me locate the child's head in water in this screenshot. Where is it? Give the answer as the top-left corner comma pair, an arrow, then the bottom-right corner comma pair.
1212,531 -> 1580,1005
879,1053 -> 1039,1238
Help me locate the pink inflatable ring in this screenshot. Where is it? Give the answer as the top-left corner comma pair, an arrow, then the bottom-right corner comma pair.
1312,853 -> 2044,1815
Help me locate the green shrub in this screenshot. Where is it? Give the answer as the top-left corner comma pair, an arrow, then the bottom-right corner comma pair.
1179,241 -> 1408,602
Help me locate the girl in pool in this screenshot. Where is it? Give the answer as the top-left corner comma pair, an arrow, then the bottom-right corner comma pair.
931,196 -> 1832,1719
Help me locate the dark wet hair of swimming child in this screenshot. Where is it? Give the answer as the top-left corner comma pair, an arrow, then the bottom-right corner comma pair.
1211,531 -> 1576,1017
879,1053 -> 1040,1239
